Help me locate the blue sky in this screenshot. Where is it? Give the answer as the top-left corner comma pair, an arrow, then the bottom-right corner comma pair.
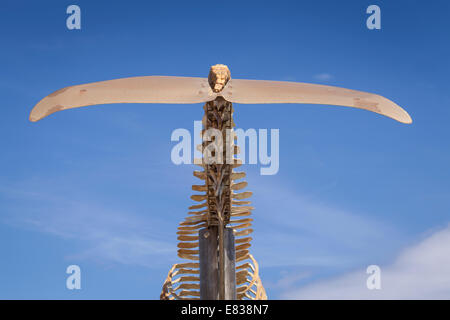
1,0 -> 449,299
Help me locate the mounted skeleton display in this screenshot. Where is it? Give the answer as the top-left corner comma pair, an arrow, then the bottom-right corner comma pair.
29,64 -> 412,300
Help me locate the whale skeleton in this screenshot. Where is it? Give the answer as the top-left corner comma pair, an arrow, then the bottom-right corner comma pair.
30,64 -> 412,300
29,69 -> 411,124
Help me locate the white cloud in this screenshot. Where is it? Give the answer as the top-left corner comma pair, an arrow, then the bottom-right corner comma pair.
0,182 -> 177,268
314,73 -> 333,81
249,177 -> 402,268
282,225 -> 450,299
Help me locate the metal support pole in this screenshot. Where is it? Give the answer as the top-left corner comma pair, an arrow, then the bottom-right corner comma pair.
199,227 -> 236,300
218,219 -> 225,299
223,227 -> 236,299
